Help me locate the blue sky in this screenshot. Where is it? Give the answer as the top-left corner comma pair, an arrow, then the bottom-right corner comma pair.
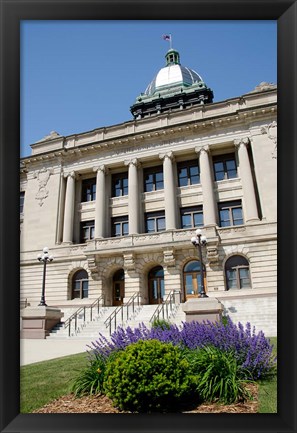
21,20 -> 277,157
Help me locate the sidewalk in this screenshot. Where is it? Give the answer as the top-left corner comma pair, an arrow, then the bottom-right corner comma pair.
20,338 -> 92,366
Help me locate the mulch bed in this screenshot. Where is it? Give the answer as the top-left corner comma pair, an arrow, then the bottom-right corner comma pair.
33,383 -> 258,414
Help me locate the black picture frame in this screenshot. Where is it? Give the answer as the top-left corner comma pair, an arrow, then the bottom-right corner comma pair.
0,1 -> 296,432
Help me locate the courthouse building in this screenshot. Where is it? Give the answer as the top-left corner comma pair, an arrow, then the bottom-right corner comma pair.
20,47 -> 277,332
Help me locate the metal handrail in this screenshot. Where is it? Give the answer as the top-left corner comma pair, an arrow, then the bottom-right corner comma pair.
64,295 -> 105,337
104,292 -> 141,335
149,290 -> 180,324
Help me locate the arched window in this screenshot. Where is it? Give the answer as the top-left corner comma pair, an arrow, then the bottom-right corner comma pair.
148,266 -> 164,304
72,269 -> 89,299
183,260 -> 206,299
225,256 -> 251,290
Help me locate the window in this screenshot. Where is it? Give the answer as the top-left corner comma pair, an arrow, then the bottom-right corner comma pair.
72,269 -> 89,299
80,220 -> 95,243
177,161 -> 200,187
112,173 -> 128,197
213,153 -> 237,181
81,178 -> 96,202
20,191 -> 25,213
181,206 -> 203,229
145,211 -> 165,233
112,216 -> 129,237
225,255 -> 251,290
218,201 -> 243,227
144,166 -> 164,192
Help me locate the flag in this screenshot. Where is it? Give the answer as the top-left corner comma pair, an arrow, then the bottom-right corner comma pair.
162,34 -> 171,41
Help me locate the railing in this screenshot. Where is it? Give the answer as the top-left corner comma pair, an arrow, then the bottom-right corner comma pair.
64,295 -> 105,337
104,292 -> 141,335
149,290 -> 181,325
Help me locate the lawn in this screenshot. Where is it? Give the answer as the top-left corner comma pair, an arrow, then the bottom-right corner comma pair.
20,336 -> 277,413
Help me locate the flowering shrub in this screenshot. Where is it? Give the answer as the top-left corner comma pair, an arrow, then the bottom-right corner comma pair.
89,318 -> 276,380
103,339 -> 196,412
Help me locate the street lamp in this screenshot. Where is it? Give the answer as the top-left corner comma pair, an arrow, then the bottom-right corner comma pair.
191,228 -> 208,298
37,247 -> 54,306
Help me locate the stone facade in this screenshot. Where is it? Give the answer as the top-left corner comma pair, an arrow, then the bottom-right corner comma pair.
20,84 -> 277,331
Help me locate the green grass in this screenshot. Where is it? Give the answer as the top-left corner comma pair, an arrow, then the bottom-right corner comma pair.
20,352 -> 88,413
20,337 -> 278,413
258,336 -> 277,413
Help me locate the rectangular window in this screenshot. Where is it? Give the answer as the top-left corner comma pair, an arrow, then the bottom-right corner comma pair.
81,178 -> 96,202
177,161 -> 200,187
218,201 -> 243,227
80,220 -> 95,243
181,206 -> 203,229
111,216 -> 129,237
20,191 -> 25,213
112,173 -> 128,197
213,153 -> 237,181
144,166 -> 164,192
145,211 -> 166,233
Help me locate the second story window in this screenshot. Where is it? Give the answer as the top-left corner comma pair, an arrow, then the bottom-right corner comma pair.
145,211 -> 166,233
177,161 -> 200,187
81,178 -> 96,202
112,216 -> 129,237
80,220 -> 95,243
218,201 -> 243,227
213,153 -> 237,181
144,166 -> 164,192
181,206 -> 203,229
20,191 -> 25,214
112,173 -> 128,197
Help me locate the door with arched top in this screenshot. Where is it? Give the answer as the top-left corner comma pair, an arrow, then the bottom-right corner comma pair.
113,269 -> 125,306
148,266 -> 165,304
183,260 -> 206,301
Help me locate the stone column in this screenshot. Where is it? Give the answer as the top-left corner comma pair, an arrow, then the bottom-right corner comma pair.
159,151 -> 177,230
195,146 -> 217,226
234,138 -> 259,223
93,165 -> 107,238
125,158 -> 139,235
62,171 -> 76,243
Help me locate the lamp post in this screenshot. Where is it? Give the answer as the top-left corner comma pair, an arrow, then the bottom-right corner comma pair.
191,228 -> 208,298
37,247 -> 54,306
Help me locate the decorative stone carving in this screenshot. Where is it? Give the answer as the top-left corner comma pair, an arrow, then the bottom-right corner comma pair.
195,145 -> 210,155
93,164 -> 107,174
249,82 -> 276,93
159,151 -> 174,161
206,244 -> 219,265
123,253 -> 136,270
124,158 -> 139,167
35,131 -> 61,142
234,137 -> 250,149
86,255 -> 99,280
261,121 -> 277,159
163,249 -> 176,267
34,167 -> 54,206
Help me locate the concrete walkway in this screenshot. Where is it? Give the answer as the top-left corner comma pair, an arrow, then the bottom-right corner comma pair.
20,338 -> 93,366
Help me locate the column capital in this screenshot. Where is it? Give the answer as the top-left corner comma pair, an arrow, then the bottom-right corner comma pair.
93,165 -> 108,174
159,151 -> 174,161
63,171 -> 76,180
195,145 -> 210,155
234,137 -> 250,149
124,158 -> 139,167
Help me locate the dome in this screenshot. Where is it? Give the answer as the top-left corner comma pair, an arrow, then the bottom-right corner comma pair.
145,49 -> 204,96
130,47 -> 213,119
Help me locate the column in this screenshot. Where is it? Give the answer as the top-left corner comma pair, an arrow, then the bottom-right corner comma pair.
93,165 -> 106,238
234,138 -> 259,222
125,159 -> 139,235
159,151 -> 177,230
62,171 -> 76,243
195,146 -> 217,226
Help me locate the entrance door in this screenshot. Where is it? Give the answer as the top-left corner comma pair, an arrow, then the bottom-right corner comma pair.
148,266 -> 165,304
113,269 -> 125,306
183,260 -> 207,300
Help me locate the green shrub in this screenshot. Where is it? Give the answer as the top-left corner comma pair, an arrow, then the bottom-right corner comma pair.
71,353 -> 108,397
151,318 -> 171,330
104,339 -> 196,412
185,345 -> 252,404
